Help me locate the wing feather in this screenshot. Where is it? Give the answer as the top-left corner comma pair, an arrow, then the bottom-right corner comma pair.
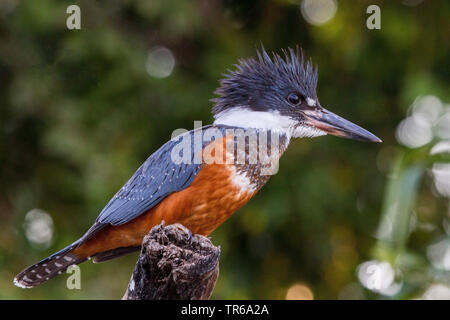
78,127 -> 216,242
78,125 -> 230,243
97,140 -> 201,225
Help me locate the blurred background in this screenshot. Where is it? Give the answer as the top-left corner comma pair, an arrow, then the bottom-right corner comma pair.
0,0 -> 449,299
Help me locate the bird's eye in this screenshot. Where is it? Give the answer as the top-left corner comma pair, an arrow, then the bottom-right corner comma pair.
287,93 -> 301,105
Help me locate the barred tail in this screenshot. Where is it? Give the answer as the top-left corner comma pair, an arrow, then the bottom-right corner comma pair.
14,241 -> 86,288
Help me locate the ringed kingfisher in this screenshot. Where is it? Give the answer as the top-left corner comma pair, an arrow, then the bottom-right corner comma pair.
15,46 -> 381,288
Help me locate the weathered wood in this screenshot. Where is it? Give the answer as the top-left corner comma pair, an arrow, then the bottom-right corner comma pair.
123,222 -> 220,300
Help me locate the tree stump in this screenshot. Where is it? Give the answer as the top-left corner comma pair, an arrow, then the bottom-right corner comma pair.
123,222 -> 220,300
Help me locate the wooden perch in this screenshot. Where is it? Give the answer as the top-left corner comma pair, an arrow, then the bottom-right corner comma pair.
123,222 -> 220,300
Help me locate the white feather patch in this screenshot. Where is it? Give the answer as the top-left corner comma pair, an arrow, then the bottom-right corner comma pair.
214,108 -> 295,135
214,107 -> 326,139
228,166 -> 257,195
13,277 -> 31,289
292,125 -> 327,138
306,97 -> 316,107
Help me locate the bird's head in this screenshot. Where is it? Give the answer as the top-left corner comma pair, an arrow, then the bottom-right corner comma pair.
212,46 -> 381,143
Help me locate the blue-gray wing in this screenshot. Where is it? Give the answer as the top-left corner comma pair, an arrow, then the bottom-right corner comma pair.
79,127 -> 209,243
78,125 -> 230,242
97,151 -> 199,226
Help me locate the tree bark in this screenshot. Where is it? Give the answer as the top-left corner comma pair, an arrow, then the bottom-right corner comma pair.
122,222 -> 220,300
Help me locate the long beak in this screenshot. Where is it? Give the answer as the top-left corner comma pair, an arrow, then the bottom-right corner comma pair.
303,107 -> 382,143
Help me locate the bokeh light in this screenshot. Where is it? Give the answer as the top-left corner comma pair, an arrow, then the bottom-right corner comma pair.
146,46 -> 176,79
357,260 -> 402,296
427,238 -> 450,270
420,284 -> 450,300
285,283 -> 314,300
300,0 -> 337,26
411,95 -> 443,123
431,164 -> 450,197
430,141 -> 450,155
396,115 -> 432,148
435,109 -> 450,140
24,209 -> 54,249
395,95 -> 447,148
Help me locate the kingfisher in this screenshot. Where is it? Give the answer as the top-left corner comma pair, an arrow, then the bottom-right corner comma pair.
14,46 -> 381,288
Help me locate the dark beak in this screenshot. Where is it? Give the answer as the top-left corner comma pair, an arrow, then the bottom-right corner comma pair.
303,107 -> 382,143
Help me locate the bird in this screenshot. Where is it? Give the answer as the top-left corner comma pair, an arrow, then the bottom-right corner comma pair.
14,46 -> 381,288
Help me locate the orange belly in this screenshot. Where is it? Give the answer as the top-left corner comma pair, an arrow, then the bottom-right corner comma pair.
73,161 -> 257,258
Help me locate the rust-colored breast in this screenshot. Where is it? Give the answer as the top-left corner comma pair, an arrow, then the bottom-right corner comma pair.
74,136 -> 258,258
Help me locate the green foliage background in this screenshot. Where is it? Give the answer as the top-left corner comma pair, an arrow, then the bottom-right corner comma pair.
0,0 -> 449,299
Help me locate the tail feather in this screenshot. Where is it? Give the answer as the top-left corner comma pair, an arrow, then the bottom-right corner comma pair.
92,246 -> 140,263
14,241 -> 86,288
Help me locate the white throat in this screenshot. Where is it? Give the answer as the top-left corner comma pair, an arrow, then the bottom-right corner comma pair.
213,107 -> 326,139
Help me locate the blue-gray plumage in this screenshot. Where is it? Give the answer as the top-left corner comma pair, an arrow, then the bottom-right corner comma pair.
96,136 -> 201,226
81,126 -> 215,240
